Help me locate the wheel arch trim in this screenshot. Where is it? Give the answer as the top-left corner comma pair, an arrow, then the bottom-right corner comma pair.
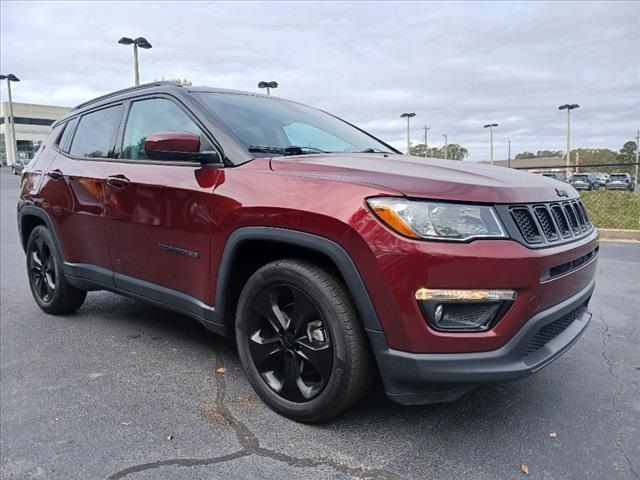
18,205 -> 65,258
215,227 -> 384,334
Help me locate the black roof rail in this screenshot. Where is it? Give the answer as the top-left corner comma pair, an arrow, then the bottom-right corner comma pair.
73,81 -> 182,111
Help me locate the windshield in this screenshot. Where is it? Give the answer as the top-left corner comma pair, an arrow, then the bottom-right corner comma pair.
572,175 -> 589,180
194,92 -> 396,156
610,174 -> 627,180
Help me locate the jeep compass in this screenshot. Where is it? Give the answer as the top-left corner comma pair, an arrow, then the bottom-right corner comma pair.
17,82 -> 598,422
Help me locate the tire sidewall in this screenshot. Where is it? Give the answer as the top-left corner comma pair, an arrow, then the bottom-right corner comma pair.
235,262 -> 352,420
26,226 -> 63,310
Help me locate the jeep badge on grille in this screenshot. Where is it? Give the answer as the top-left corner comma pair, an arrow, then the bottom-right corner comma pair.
555,188 -> 569,198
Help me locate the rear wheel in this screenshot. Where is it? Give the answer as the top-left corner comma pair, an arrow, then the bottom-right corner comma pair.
26,226 -> 86,314
235,259 -> 372,423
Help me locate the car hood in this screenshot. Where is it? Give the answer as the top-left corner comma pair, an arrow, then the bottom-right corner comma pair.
270,154 -> 577,203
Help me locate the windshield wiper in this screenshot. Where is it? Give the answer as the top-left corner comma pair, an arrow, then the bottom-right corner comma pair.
358,148 -> 393,154
248,145 -> 328,156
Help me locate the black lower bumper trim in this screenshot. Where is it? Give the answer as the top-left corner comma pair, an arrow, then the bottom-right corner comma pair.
369,279 -> 595,405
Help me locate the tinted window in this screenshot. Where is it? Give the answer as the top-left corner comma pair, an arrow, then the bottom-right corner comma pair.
122,98 -> 209,160
69,105 -> 123,158
57,117 -> 78,153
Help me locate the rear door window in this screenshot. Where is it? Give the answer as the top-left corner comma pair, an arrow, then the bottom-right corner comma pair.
69,105 -> 123,158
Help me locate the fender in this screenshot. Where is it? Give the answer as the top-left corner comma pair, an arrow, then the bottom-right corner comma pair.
215,226 -> 384,333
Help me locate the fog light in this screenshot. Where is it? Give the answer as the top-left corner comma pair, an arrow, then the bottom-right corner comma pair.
416,289 -> 516,332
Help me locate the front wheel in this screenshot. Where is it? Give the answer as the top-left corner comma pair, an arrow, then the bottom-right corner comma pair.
26,226 -> 87,314
235,259 -> 372,423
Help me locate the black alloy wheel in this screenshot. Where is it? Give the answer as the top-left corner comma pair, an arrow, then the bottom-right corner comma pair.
28,236 -> 57,303
247,283 -> 332,402
26,226 -> 86,314
235,259 -> 372,423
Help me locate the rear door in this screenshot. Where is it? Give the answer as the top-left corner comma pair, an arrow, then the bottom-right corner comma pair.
102,95 -> 222,305
38,105 -> 123,276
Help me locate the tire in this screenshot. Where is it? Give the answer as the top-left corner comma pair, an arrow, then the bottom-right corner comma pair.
26,225 -> 86,314
235,259 -> 373,423
12,167 -> 16,175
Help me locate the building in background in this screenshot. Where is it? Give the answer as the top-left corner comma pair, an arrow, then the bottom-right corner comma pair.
1,102 -> 71,165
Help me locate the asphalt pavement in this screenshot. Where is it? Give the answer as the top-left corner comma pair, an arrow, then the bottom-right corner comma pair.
1,167 -> 638,480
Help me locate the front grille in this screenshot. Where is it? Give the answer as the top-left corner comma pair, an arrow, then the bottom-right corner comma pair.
534,206 -> 559,241
507,200 -> 593,246
523,305 -> 587,357
511,208 -> 542,243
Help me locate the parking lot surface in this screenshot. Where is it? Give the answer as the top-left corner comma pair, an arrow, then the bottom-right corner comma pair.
1,168 -> 638,479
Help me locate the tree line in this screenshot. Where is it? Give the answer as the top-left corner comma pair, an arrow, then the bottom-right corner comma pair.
409,143 -> 468,160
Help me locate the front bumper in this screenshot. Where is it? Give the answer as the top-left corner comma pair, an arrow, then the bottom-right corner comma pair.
371,279 -> 594,405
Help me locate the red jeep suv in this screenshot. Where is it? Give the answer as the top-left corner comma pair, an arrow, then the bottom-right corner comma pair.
18,82 -> 598,422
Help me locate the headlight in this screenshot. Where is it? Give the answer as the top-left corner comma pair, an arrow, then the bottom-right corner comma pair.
367,197 -> 507,241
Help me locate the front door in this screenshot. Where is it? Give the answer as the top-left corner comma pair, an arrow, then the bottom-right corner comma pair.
102,96 -> 222,307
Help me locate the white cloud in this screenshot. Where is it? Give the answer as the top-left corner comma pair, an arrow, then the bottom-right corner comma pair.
1,0 -> 638,161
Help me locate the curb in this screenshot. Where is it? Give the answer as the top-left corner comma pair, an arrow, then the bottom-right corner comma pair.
597,229 -> 640,242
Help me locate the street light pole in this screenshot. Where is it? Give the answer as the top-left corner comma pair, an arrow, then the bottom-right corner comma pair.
558,104 -> 579,174
483,123 -> 498,165
1,74 -> 20,166
400,113 -> 416,155
118,37 -> 152,86
508,138 -> 511,168
443,134 -> 448,160
423,126 -> 430,158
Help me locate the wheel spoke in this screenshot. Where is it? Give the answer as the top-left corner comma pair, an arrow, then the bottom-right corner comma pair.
280,353 -> 303,400
290,289 -> 319,334
251,289 -> 288,333
295,339 -> 332,381
249,329 -> 283,369
31,251 -> 42,268
270,297 -> 291,332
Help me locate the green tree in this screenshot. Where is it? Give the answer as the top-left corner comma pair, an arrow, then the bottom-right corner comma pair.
515,151 -> 536,159
409,143 -> 468,160
617,140 -> 638,164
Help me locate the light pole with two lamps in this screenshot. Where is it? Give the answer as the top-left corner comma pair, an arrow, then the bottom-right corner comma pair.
118,37 -> 152,86
558,104 -> 579,173
483,123 -> 498,165
400,112 -> 416,155
258,81 -> 278,95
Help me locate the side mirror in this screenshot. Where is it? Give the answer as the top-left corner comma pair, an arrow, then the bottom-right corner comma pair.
144,131 -> 220,164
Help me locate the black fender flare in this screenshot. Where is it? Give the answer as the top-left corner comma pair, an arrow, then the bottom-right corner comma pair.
215,227 -> 384,333
17,204 -> 65,259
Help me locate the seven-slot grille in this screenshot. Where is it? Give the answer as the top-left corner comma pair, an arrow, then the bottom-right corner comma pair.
509,200 -> 593,245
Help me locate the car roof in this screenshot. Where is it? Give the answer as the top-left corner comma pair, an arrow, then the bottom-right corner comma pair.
54,82 -> 302,127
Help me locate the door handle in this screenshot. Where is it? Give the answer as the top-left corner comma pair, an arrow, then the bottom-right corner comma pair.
47,169 -> 63,180
106,175 -> 131,189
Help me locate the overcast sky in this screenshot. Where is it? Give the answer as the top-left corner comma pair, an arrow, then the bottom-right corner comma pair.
1,1 -> 638,161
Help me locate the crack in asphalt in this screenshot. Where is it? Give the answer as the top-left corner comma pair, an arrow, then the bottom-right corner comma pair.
597,306 -> 639,479
107,351 -> 406,480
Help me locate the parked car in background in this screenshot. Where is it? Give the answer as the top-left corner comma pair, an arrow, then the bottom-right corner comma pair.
11,158 -> 29,175
541,172 -> 566,182
17,82 -> 598,422
592,172 -> 609,186
606,173 -> 635,191
570,173 -> 599,190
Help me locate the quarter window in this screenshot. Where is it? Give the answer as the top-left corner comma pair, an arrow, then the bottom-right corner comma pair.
57,117 -> 78,153
121,98 -> 210,160
69,105 -> 123,158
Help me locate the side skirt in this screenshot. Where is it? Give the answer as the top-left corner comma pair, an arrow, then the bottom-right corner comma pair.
63,263 -> 228,337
